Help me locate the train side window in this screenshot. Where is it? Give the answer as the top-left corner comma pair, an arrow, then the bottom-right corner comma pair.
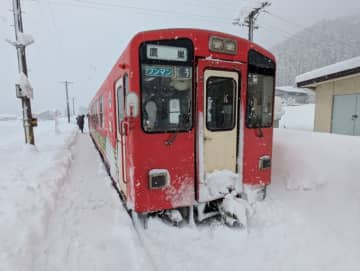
206,77 -> 236,131
95,104 -> 99,127
117,85 -> 125,131
123,73 -> 129,95
99,95 -> 104,128
91,105 -> 95,127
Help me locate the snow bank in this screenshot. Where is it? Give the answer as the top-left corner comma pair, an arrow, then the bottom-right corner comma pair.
270,129 -> 360,270
0,118 -> 77,271
274,96 -> 285,121
279,104 -> 315,131
272,128 -> 360,191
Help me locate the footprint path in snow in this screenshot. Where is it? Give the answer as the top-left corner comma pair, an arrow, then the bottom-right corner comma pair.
34,133 -> 146,271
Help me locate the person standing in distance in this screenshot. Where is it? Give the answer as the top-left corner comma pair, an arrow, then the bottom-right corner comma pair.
76,114 -> 85,133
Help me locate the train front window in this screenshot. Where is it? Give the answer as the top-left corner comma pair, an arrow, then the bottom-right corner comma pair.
141,65 -> 192,133
246,50 -> 275,128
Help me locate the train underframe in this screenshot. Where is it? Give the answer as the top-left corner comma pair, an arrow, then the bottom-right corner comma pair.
126,185 -> 266,228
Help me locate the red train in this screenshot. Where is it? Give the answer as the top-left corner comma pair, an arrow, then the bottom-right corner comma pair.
89,28 -> 275,225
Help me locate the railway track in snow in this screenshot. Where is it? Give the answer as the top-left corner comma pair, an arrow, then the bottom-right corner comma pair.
109,177 -> 159,271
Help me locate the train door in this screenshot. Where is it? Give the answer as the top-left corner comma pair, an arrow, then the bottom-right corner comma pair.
197,59 -> 243,202
115,78 -> 127,194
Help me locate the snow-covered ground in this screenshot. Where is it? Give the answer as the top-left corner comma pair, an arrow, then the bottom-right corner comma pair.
1,107 -> 360,271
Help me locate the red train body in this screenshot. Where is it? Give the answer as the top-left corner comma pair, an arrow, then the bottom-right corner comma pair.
89,29 -> 275,222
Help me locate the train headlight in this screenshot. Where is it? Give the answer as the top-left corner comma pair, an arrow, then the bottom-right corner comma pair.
149,169 -> 170,189
209,36 -> 237,55
224,40 -> 237,53
259,155 -> 271,170
210,37 -> 224,51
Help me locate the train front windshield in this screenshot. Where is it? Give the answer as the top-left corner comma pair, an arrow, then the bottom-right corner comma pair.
246,50 -> 275,128
141,65 -> 193,133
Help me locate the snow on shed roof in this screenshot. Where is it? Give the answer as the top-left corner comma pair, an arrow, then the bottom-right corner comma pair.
296,56 -> 360,87
276,86 -> 311,94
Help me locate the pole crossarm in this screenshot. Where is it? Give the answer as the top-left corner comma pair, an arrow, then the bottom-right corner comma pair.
233,1 -> 271,41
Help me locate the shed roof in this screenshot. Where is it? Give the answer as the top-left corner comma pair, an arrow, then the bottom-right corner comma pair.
295,56 -> 360,87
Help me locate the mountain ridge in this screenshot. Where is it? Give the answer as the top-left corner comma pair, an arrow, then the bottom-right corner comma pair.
271,14 -> 360,86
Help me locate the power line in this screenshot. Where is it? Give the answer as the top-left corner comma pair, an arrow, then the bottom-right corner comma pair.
48,0 -> 234,23
47,1 -> 242,29
29,0 -> 248,37
45,0 -> 70,86
76,0 -> 233,20
261,24 -> 300,41
157,0 -> 238,13
264,11 -> 304,30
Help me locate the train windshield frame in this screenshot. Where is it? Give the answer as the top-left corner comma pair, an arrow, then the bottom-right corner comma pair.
246,50 -> 275,129
139,39 -> 194,133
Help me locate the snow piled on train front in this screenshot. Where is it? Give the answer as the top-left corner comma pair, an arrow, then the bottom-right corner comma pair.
199,170 -> 242,201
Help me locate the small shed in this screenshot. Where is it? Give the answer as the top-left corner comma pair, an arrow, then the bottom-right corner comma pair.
275,86 -> 314,105
296,57 -> 360,136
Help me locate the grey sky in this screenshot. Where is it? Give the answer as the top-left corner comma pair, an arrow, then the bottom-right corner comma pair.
1,0 -> 359,115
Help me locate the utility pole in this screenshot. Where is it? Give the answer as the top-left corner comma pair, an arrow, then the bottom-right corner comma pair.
60,81 -> 74,123
72,97 -> 75,115
233,1 -> 271,41
10,0 -> 36,144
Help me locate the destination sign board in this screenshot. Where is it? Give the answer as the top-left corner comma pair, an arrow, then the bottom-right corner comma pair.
147,44 -> 188,62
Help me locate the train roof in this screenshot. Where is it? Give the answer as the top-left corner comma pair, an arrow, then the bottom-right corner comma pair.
130,28 -> 275,60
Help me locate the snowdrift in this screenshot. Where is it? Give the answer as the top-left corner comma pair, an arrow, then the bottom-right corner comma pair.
273,128 -> 360,191
0,119 -> 77,271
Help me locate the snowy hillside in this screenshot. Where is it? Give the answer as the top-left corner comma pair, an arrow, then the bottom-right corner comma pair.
272,14 -> 360,85
1,113 -> 360,270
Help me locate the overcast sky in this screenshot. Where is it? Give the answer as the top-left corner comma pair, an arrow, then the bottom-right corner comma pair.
1,0 -> 359,115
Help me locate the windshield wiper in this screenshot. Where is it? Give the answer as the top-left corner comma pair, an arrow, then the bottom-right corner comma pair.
256,119 -> 264,138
